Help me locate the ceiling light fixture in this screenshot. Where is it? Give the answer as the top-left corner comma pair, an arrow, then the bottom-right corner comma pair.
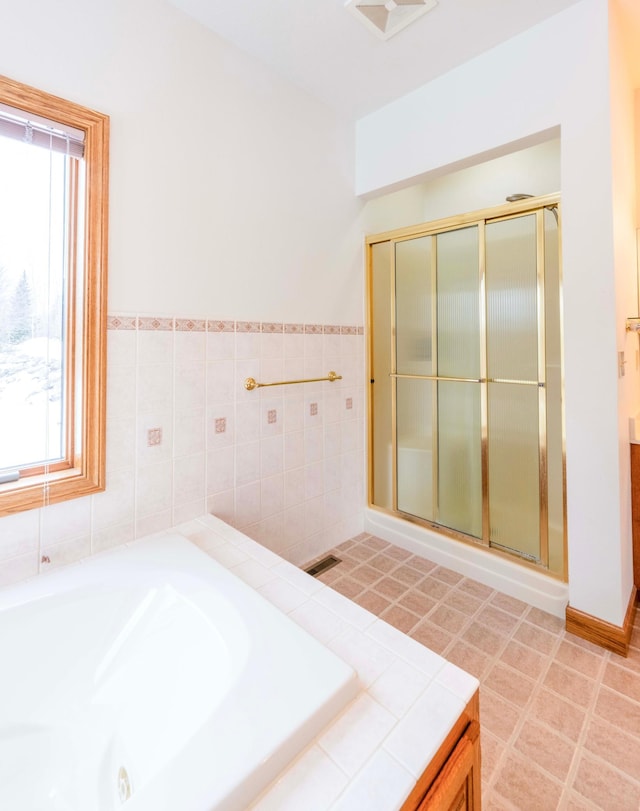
345,0 -> 438,41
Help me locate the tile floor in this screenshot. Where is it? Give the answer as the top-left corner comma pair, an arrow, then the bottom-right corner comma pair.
303,532 -> 640,811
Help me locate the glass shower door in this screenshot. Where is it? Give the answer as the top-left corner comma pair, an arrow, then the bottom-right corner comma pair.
485,213 -> 545,562
394,226 -> 482,539
368,196 -> 563,576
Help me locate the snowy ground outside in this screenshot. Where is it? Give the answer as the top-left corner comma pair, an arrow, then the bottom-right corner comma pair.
0,338 -> 63,470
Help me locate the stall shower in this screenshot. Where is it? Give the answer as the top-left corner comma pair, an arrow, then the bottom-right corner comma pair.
368,194 -> 564,578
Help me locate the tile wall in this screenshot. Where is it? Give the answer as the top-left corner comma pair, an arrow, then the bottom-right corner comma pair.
0,316 -> 366,587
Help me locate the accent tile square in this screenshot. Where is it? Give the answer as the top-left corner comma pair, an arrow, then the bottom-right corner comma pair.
147,427 -> 162,446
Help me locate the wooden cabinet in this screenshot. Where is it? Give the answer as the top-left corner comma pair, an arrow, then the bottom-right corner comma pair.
400,691 -> 481,811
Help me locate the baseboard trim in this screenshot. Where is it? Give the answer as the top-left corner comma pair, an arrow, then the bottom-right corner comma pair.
565,586 -> 637,656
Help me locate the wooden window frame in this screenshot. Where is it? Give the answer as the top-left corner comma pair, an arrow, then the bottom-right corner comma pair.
0,75 -> 109,516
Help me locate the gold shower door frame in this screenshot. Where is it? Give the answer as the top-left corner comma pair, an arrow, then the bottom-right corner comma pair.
366,193 -> 566,579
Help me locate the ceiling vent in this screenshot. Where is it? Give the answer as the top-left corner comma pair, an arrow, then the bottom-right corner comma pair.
345,0 -> 438,41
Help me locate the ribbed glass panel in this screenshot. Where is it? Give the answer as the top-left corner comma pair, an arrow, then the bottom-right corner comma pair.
488,382 -> 540,559
395,236 -> 432,376
437,381 -> 482,538
436,226 -> 480,380
486,215 -> 538,382
544,207 -> 564,575
396,377 -> 434,520
371,241 -> 393,510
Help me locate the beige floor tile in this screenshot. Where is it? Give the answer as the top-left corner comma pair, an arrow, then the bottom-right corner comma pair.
582,717 -> 640,782
396,589 -> 437,617
390,563 -> 425,587
406,555 -> 437,574
430,565 -> 465,585
360,535 -> 389,552
335,553 -> 359,571
543,661 -> 597,707
426,603 -> 469,635
513,620 -> 558,655
301,534 -> 640,811
373,575 -> 408,600
513,719 -> 577,782
554,638 -> 603,679
526,606 -> 566,634
492,752 -> 563,811
593,686 -> 640,740
489,591 -> 529,617
383,545 -> 412,562
462,620 -> 508,657
368,553 -> 398,574
352,588 -> 391,615
456,578 -> 494,600
444,588 -> 484,617
484,663 -> 537,709
500,640 -> 548,680
330,574 -> 365,599
415,575 -> 452,600
316,566 -> 342,585
380,604 -> 421,634
602,660 -> 640,703
408,619 -> 454,655
572,753 -> 640,809
350,562 -> 384,586
528,688 -> 587,743
479,689 -> 522,743
446,640 -> 492,680
611,644 -> 640,675
478,788 -> 513,810
334,538 -> 357,552
564,793 -> 601,810
347,543 -> 377,563
349,532 -> 371,543
479,730 -> 506,786
476,604 -> 521,636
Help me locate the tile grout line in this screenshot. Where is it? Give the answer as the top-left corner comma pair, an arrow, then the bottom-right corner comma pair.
468,603 -> 563,797
557,642 -> 611,808
306,536 -> 640,810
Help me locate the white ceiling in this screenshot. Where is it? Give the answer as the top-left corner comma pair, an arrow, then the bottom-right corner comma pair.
168,0 -> 588,120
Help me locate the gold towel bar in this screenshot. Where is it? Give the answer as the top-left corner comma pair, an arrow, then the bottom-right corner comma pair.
244,371 -> 342,391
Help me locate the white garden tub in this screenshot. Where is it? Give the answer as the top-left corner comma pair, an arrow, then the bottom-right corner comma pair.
0,534 -> 358,811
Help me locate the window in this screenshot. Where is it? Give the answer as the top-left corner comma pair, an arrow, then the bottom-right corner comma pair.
0,75 -> 109,515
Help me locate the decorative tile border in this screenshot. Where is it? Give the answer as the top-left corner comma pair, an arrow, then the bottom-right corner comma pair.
175,318 -> 206,332
137,316 -> 174,331
208,320 -> 235,333
261,322 -> 283,334
108,315 -> 364,334
107,315 -> 137,330
236,321 -> 261,333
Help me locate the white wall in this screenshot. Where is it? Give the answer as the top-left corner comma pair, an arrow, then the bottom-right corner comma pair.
356,0 -> 638,626
0,0 -> 367,581
609,0 -> 639,611
0,0 -> 363,325
363,139 -> 561,233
